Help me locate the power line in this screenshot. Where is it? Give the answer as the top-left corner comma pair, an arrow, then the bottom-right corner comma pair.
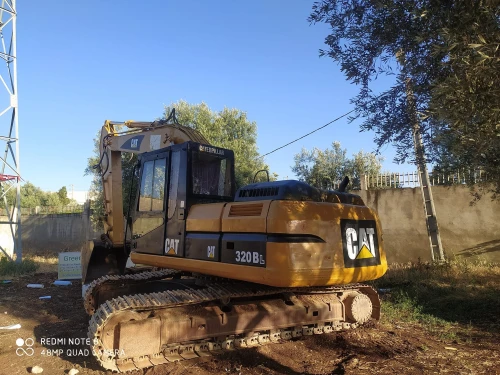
259,90 -> 393,159
259,108 -> 356,159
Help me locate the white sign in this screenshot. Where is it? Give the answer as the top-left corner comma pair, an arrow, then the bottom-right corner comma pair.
58,252 -> 82,280
150,135 -> 161,150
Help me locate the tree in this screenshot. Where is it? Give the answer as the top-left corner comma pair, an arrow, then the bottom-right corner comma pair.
429,7 -> 500,197
86,101 -> 273,227
292,141 -> 383,190
292,142 -> 348,190
3,182 -> 74,209
350,149 -> 385,188
308,1 -> 500,196
57,187 -> 71,206
85,134 -> 105,227
42,192 -> 62,207
85,129 -> 138,228
163,101 -> 274,187
18,182 -> 44,208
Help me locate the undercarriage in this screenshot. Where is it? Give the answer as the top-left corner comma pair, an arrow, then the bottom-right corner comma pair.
85,271 -> 380,372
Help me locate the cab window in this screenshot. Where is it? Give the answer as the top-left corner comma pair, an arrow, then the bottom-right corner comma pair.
139,158 -> 167,211
191,151 -> 232,197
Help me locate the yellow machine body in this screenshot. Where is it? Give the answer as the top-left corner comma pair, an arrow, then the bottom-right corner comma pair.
131,199 -> 387,287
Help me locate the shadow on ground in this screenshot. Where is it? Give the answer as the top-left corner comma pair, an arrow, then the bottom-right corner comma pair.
457,239 -> 500,258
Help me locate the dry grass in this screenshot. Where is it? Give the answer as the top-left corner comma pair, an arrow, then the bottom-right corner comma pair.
26,255 -> 59,273
373,258 -> 500,342
0,254 -> 59,277
0,256 -> 39,277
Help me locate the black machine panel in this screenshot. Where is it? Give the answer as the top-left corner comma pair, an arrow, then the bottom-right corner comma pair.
221,233 -> 267,268
235,180 -> 363,205
185,233 -> 221,261
341,219 -> 380,268
182,232 -> 325,268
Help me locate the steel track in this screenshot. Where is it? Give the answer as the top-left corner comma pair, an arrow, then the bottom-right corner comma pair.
85,271 -> 377,372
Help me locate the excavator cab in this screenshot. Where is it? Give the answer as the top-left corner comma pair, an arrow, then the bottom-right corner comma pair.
130,142 -> 235,257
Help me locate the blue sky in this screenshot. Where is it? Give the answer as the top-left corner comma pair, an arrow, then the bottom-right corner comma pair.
16,0 -> 412,193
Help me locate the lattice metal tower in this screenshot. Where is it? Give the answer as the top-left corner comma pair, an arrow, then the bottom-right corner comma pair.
0,0 -> 21,262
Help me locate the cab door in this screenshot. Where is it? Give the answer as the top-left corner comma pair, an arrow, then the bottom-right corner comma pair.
133,151 -> 169,255
163,149 -> 186,257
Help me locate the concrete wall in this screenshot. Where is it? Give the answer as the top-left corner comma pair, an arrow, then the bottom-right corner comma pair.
358,185 -> 500,263
0,212 -> 99,255
2,185 -> 499,263
0,207 -> 18,258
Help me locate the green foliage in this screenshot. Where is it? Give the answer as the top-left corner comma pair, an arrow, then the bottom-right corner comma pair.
43,192 -> 61,207
0,257 -> 39,276
57,187 -> 71,206
2,182 -> 73,209
309,0 -> 500,197
85,131 -> 105,228
309,0 -> 440,162
428,6 -> 500,198
292,141 -> 382,189
163,101 -> 273,188
20,182 -> 45,208
85,130 -> 138,229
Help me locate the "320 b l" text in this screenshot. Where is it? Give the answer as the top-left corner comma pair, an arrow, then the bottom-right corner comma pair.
235,250 -> 265,265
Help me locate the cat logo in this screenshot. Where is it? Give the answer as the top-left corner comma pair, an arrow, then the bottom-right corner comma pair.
165,238 -> 180,255
120,135 -> 144,150
341,219 -> 380,268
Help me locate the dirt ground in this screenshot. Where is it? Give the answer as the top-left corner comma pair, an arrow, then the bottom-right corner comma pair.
0,272 -> 499,375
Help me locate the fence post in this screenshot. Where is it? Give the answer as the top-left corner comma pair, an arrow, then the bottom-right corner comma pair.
360,174 -> 368,191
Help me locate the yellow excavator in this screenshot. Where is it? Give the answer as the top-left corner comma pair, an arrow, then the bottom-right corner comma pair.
82,110 -> 387,372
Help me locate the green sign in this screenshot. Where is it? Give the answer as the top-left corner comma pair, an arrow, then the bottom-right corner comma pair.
58,252 -> 82,280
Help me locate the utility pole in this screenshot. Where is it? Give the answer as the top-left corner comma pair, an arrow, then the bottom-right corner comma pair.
0,0 -> 21,262
402,72 -> 445,262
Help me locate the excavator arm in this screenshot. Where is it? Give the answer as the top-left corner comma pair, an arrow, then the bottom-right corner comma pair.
83,111 -> 209,282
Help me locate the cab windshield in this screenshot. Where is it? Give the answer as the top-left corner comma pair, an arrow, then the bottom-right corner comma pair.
191,150 -> 233,197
